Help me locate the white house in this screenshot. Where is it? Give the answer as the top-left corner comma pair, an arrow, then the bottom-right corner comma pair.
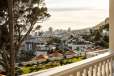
68,44 -> 93,50
35,50 -> 48,56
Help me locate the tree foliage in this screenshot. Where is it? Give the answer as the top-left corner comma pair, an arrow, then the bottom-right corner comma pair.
88,22 -> 109,48
0,0 -> 50,75
47,37 -> 61,45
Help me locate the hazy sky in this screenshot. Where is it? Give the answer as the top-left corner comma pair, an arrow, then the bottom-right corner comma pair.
45,0 -> 109,9
40,0 -> 109,31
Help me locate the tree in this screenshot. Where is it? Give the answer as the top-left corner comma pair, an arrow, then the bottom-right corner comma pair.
8,0 -> 15,75
0,0 -> 50,75
19,50 -> 35,62
87,21 -> 109,48
47,37 -> 61,45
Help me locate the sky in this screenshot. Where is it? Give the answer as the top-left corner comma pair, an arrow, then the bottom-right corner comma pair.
40,0 -> 109,31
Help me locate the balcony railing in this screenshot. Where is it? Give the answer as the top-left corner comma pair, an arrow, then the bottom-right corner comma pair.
21,50 -> 114,76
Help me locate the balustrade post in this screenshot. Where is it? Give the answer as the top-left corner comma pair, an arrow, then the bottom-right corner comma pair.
109,58 -> 113,76
82,69 -> 87,76
93,65 -> 97,76
77,71 -> 81,76
101,61 -> 106,76
88,66 -> 93,76
97,63 -> 102,76
106,59 -> 110,76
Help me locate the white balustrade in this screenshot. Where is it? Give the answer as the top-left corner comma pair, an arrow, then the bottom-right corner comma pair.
21,50 -> 114,76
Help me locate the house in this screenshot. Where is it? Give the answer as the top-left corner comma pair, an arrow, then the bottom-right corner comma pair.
65,51 -> 77,58
35,50 -> 48,56
67,43 -> 93,50
49,51 -> 63,61
20,35 -> 52,51
32,55 -> 48,63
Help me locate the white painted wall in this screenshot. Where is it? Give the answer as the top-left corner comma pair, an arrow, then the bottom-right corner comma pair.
109,0 -> 114,50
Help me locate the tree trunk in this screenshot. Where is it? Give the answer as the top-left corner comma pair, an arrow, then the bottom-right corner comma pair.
8,0 -> 15,76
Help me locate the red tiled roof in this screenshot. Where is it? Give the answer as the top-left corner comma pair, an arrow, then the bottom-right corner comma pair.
49,51 -> 63,57
33,55 -> 48,60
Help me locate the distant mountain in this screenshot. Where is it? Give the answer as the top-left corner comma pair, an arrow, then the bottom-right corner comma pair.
92,17 -> 109,30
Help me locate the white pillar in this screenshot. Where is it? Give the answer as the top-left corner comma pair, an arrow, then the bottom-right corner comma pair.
109,0 -> 114,50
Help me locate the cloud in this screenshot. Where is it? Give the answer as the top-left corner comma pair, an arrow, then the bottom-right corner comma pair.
41,0 -> 109,31
49,8 -> 103,12
46,0 -> 109,10
41,9 -> 108,31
